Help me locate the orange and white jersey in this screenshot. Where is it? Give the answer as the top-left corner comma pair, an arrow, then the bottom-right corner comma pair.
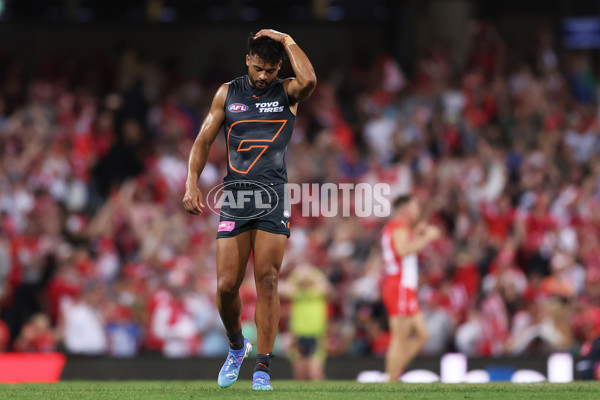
381,219 -> 418,289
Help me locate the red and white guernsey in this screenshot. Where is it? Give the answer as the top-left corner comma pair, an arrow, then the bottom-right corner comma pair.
381,220 -> 419,287
381,219 -> 420,316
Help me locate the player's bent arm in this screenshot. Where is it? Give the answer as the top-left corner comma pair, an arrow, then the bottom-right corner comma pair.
392,226 -> 438,257
254,29 -> 316,104
282,41 -> 317,104
186,84 -> 228,187
183,84 -> 228,215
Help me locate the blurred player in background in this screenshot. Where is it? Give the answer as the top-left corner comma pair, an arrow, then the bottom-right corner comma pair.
183,29 -> 316,391
280,262 -> 331,380
381,195 -> 441,381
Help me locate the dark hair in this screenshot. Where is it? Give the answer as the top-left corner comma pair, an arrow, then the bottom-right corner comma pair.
393,194 -> 412,209
247,33 -> 286,64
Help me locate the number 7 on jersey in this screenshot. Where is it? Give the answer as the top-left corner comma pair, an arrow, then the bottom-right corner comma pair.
227,120 -> 287,174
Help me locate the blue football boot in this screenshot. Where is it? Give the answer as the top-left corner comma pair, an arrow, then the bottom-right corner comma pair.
217,338 -> 252,388
252,371 -> 273,391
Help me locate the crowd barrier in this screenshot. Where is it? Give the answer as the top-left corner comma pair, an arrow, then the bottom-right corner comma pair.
0,353 -> 583,383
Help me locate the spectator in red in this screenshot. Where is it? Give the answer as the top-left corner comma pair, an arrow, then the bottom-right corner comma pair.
516,191 -> 557,257
482,246 -> 528,311
480,194 -> 515,245
14,313 -> 56,352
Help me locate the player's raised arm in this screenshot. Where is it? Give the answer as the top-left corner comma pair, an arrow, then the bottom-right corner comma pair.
183,83 -> 228,216
254,29 -> 316,105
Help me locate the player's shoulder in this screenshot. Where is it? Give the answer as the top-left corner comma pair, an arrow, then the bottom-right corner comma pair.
229,76 -> 245,83
386,218 -> 409,232
213,83 -> 230,105
227,76 -> 247,88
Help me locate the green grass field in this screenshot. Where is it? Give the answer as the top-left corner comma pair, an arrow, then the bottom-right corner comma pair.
1,381 -> 599,400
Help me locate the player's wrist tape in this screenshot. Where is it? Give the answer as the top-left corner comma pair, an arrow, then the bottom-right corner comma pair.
282,35 -> 295,48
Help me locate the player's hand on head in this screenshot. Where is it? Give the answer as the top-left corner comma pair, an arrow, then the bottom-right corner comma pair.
254,29 -> 287,43
183,186 -> 205,216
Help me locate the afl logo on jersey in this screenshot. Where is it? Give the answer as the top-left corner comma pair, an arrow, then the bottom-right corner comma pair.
228,103 -> 248,113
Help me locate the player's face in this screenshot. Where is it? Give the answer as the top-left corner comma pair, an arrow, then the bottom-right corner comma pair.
408,199 -> 421,222
246,54 -> 281,89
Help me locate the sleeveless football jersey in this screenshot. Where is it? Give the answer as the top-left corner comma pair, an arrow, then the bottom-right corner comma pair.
381,219 -> 419,288
223,76 -> 295,184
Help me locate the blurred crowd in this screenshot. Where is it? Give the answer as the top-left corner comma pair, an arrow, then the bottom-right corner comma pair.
1,22 -> 600,361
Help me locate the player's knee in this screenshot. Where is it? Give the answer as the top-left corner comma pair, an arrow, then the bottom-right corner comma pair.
217,278 -> 240,297
417,330 -> 429,348
256,272 -> 278,297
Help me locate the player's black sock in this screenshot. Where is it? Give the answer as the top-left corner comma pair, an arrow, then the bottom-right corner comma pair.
254,353 -> 274,374
227,330 -> 244,351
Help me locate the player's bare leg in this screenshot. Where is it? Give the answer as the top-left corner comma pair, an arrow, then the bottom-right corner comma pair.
396,313 -> 428,374
251,229 -> 287,390
216,231 -> 253,388
386,315 -> 412,381
308,357 -> 325,380
386,313 -> 429,381
252,230 -> 287,353
216,231 -> 253,334
293,358 -> 309,380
